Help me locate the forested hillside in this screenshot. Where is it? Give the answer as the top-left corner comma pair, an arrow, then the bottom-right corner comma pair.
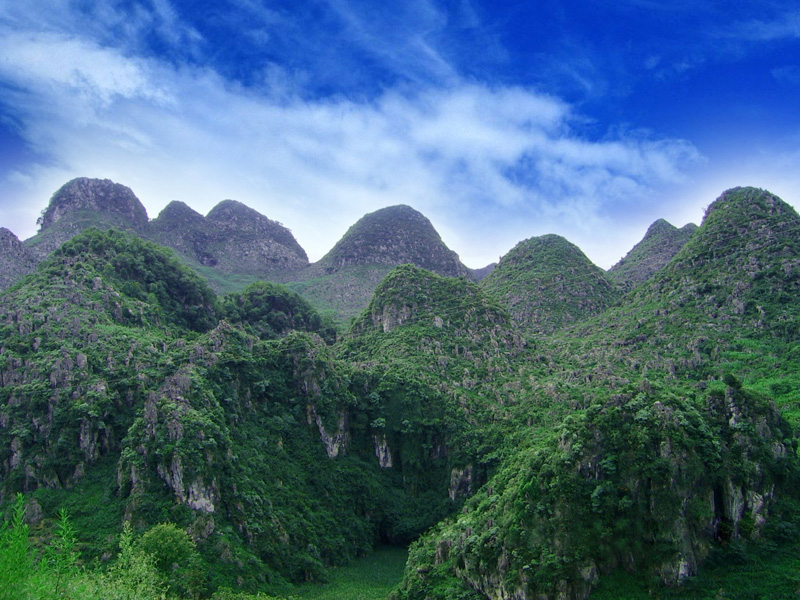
1,186 -> 799,600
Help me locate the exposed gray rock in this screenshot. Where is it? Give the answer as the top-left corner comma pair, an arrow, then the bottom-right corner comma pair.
149,198 -> 309,280
26,178 -> 150,259
0,228 -> 37,290
309,204 -> 469,278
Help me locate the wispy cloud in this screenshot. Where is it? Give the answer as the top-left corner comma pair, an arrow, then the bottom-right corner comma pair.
727,9 -> 800,42
0,0 -> 705,269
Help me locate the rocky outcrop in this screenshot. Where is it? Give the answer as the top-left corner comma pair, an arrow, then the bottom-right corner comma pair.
27,178 -> 150,259
310,205 -> 468,278
307,405 -> 350,458
0,228 -> 37,290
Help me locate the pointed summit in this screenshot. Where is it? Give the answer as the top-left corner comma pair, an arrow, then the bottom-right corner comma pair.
608,218 -> 697,288
27,178 -> 150,259
481,234 -> 619,333
315,205 -> 468,278
664,187 -> 800,284
38,177 -> 149,232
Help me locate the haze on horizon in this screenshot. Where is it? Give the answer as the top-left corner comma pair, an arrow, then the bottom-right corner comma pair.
0,1 -> 798,269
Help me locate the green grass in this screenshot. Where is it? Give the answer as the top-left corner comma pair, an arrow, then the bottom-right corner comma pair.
293,547 -> 408,600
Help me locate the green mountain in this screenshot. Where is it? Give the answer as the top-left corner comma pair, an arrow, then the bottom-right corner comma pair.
394,186 -> 800,599
2,186 -> 800,600
0,230 -> 475,593
5,181 -> 470,324
480,234 -> 620,334
608,218 -> 697,289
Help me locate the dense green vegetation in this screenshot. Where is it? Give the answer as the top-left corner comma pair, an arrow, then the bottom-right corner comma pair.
480,234 -> 620,333
2,187 -> 800,600
220,281 -> 337,343
608,219 -> 697,289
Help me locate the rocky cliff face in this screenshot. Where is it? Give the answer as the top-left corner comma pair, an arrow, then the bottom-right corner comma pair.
481,234 -> 620,334
311,205 -> 468,278
149,199 -> 309,278
27,178 -> 150,260
608,219 -> 697,289
0,228 -> 37,290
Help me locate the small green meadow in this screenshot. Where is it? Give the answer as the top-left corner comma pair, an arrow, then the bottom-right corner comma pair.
293,546 -> 408,600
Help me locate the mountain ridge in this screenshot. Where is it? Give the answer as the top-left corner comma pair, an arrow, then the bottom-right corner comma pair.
1,186 -> 800,599
4,179 -> 479,320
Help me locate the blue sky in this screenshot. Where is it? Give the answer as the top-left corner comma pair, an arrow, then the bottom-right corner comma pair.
0,1 -> 799,269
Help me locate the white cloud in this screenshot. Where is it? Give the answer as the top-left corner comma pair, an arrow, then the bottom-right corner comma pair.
0,4 -> 705,270
0,32 -> 172,107
729,10 -> 800,42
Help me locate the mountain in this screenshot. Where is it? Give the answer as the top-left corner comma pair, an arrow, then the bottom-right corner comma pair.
150,198 -> 308,281
2,185 -> 800,599
396,187 -> 800,600
480,234 -> 620,334
25,178 -> 149,259
15,179 -> 310,293
311,205 -> 468,278
2,180 -> 471,318
291,205 -> 470,322
468,262 -> 496,282
203,200 -> 309,273
148,200 -> 209,262
608,218 -> 697,289
342,263 -> 541,507
0,228 -> 37,289
0,229 -> 473,592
